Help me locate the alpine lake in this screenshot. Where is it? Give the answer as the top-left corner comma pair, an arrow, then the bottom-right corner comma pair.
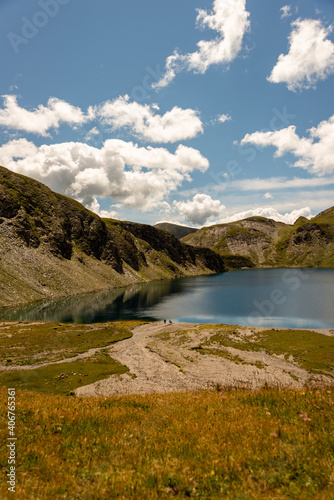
1,268 -> 334,329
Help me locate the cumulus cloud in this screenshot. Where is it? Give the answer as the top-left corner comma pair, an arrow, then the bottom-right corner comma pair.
220,207 -> 313,225
0,95 -> 89,136
0,95 -> 203,145
93,95 -> 203,143
268,19 -> 334,91
218,113 -> 232,123
153,0 -> 250,89
0,139 -> 209,213
174,194 -> 225,225
263,192 -> 273,199
240,115 -> 334,174
280,5 -> 292,20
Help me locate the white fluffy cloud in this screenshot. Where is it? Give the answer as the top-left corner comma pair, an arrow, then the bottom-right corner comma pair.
240,115 -> 334,174
174,194 -> 225,225
0,95 -> 89,136
218,113 -> 232,123
93,95 -> 203,143
0,95 -> 203,145
268,19 -> 334,91
220,207 -> 313,225
0,139 -> 209,213
280,5 -> 292,20
153,0 -> 250,89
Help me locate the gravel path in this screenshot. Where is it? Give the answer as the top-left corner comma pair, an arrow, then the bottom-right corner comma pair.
0,343 -> 120,372
76,322 -> 333,397
2,321 -> 331,395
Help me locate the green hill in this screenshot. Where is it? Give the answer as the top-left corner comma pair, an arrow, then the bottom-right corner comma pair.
0,166 -> 225,309
182,211 -> 334,268
1,165 -> 333,309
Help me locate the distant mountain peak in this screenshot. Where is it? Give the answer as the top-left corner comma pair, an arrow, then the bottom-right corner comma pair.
154,222 -> 198,239
181,207 -> 334,268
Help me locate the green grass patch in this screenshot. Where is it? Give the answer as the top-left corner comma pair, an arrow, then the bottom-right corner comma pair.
0,321 -> 139,366
207,328 -> 334,376
194,346 -> 267,368
0,349 -> 129,394
194,346 -> 246,364
0,349 -> 128,394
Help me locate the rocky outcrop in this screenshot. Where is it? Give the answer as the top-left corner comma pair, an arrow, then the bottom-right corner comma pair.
182,213 -> 334,268
0,166 -> 226,308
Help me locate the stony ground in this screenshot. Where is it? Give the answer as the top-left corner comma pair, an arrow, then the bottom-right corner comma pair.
76,322 -> 334,397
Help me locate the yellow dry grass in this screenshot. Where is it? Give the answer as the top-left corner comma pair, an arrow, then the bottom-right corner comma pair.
1,386 -> 333,499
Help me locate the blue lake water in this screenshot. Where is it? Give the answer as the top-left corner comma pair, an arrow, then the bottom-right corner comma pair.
1,268 -> 334,329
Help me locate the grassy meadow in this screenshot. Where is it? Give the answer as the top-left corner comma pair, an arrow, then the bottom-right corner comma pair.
0,321 -> 140,394
0,349 -> 128,395
0,321 -> 334,498
0,321 -> 138,366
199,326 -> 334,378
0,386 -> 334,499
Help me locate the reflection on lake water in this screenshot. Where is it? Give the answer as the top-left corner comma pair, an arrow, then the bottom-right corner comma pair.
1,268 -> 334,329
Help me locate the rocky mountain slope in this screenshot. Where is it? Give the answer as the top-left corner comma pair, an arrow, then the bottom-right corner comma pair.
154,222 -> 197,239
182,210 -> 334,268
0,166 -> 225,309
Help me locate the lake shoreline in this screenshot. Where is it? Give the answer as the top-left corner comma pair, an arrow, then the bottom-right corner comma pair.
0,267 -> 223,313
2,267 -> 333,330
1,264 -> 332,315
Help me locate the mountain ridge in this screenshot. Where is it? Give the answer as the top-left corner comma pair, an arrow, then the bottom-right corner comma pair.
0,166 -> 225,309
181,210 -> 334,268
154,222 -> 197,239
1,165 -> 333,309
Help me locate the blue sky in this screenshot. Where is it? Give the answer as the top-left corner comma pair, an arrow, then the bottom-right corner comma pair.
0,0 -> 334,226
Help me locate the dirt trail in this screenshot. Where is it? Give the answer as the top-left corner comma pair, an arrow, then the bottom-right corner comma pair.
0,343 -> 120,372
76,323 -> 203,396
76,322 -> 332,397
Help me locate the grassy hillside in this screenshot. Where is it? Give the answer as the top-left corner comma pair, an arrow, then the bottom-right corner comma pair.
182,212 -> 334,268
0,386 -> 333,499
275,208 -> 334,268
0,166 -> 225,309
